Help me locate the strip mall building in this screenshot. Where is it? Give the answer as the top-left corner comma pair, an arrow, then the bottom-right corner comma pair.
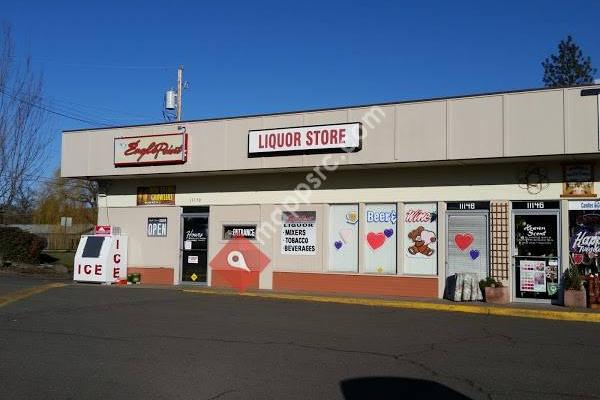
61,85 -> 600,303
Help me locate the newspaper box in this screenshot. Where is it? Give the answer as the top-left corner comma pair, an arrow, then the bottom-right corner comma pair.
74,228 -> 127,283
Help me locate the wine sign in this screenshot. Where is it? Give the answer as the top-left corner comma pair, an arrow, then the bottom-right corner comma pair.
114,133 -> 187,166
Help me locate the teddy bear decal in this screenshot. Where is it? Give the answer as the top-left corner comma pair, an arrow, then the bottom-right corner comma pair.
407,226 -> 437,257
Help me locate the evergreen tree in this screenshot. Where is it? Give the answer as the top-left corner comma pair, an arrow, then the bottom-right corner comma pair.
542,35 -> 596,87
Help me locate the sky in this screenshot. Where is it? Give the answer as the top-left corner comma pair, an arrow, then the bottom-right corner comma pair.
2,0 -> 600,173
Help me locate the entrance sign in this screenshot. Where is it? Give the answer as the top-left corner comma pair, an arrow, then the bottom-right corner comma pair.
223,225 -> 257,240
364,204 -> 397,274
114,133 -> 187,166
147,217 -> 168,237
248,123 -> 361,157
137,186 -> 176,206
281,211 -> 317,255
404,203 -> 438,275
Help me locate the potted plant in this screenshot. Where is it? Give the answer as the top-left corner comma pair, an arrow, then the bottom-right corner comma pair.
563,266 -> 586,308
586,274 -> 600,309
479,277 -> 509,304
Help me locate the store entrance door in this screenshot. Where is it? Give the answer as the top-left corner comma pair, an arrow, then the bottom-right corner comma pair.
181,213 -> 209,283
446,202 -> 491,280
512,201 -> 561,302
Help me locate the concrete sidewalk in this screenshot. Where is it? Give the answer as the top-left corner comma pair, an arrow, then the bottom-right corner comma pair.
178,286 -> 600,323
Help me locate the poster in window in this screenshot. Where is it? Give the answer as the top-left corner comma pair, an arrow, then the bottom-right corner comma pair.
514,214 -> 558,257
568,201 -> 600,275
364,204 -> 397,274
328,205 -> 359,272
404,203 -> 437,275
519,260 -> 547,293
281,211 -> 317,255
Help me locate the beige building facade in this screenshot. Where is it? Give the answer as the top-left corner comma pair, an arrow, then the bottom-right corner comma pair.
62,85 -> 600,302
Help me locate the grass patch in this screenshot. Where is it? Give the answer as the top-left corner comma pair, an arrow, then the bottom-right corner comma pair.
43,251 -> 75,271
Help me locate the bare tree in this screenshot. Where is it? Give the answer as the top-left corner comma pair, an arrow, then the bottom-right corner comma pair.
0,24 -> 50,214
33,169 -> 97,225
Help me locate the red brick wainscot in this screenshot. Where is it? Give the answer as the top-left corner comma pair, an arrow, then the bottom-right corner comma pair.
127,267 -> 174,285
272,272 -> 438,298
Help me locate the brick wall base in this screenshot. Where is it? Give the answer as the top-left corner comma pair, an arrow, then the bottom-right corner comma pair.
211,270 -> 260,290
127,267 -> 174,285
272,272 -> 438,298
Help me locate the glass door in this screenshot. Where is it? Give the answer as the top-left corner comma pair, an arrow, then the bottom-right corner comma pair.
181,214 -> 209,283
512,211 -> 560,301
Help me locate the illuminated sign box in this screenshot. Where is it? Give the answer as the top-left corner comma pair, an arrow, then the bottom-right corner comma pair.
114,133 -> 187,166
137,186 -> 176,206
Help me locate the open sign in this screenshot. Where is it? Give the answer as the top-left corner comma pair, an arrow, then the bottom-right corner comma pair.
147,217 -> 168,237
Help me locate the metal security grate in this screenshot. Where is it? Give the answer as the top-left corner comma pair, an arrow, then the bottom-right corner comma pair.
490,201 -> 509,281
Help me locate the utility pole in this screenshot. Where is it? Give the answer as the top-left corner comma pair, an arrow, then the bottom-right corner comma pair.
176,65 -> 183,121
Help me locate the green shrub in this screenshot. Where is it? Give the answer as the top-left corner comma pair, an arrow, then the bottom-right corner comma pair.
564,266 -> 583,291
0,226 -> 47,264
479,276 -> 503,292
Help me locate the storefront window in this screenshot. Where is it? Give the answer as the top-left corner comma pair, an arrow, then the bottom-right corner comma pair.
280,211 -> 317,255
568,201 -> 600,275
328,205 -> 359,272
403,203 -> 438,275
364,204 -> 397,274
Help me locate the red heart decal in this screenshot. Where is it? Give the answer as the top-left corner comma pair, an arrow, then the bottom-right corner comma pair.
572,253 -> 584,265
367,232 -> 386,250
454,233 -> 474,251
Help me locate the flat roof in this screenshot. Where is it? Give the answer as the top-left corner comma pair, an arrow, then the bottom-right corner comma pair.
63,84 -> 600,133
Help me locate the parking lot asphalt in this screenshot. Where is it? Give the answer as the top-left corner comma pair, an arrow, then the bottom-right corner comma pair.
0,273 -> 67,296
0,281 -> 599,400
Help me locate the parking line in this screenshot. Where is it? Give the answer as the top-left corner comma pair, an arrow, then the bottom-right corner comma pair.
182,288 -> 600,323
0,283 -> 67,308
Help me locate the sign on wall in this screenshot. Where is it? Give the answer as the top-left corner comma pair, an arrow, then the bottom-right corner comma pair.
364,204 -> 397,274
562,164 -> 596,197
95,225 -> 112,236
137,186 -> 176,206
248,123 -> 361,157
147,217 -> 168,237
281,211 -> 317,255
223,225 -> 257,240
404,203 -> 438,275
114,133 -> 187,167
328,204 -> 359,272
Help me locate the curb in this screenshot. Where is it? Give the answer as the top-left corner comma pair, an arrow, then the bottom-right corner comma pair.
0,283 -> 67,308
181,288 -> 600,323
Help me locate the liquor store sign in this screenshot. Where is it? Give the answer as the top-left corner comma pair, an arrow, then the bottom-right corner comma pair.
248,123 -> 361,157
114,133 -> 187,166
